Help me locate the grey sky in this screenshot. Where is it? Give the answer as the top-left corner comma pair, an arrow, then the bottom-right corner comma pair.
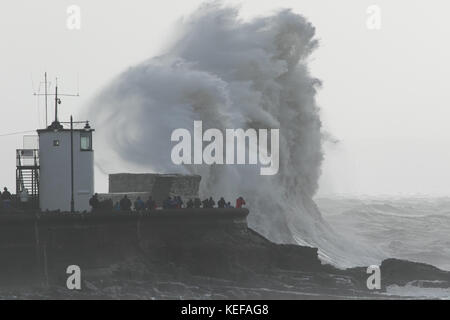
0,0 -> 449,195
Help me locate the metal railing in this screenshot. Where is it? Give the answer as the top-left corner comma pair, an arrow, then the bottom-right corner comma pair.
16,149 -> 40,209
16,149 -> 39,167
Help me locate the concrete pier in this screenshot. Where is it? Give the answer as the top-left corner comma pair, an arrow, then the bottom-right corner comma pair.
0,208 -> 250,285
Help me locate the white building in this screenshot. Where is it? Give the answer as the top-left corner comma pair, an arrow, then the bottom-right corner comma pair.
37,120 -> 94,212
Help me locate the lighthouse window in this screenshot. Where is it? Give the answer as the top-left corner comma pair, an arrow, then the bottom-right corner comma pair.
80,133 -> 92,151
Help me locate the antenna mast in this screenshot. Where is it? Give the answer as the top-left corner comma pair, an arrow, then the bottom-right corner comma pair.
33,73 -> 80,129
44,72 -> 48,127
54,82 -> 60,124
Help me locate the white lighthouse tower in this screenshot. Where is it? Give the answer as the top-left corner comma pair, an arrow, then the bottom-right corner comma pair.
36,83 -> 94,212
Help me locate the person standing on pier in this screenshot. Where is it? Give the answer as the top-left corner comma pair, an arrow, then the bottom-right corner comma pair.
89,193 -> 100,213
236,196 -> 246,208
218,197 -> 226,208
1,187 -> 12,210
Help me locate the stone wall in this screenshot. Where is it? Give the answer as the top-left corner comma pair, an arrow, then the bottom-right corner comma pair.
108,173 -> 201,206
0,209 -> 251,286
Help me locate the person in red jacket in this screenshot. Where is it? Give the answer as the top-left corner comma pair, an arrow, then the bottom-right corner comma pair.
236,196 -> 246,208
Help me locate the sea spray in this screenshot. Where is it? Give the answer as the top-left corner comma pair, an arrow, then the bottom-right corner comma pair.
85,2 -> 382,267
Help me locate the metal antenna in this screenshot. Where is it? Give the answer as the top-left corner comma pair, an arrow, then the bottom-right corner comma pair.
54,83 -> 59,123
44,72 -> 48,126
33,73 -> 80,129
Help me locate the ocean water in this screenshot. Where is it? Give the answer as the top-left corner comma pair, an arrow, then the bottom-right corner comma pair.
315,196 -> 450,271
386,284 -> 450,299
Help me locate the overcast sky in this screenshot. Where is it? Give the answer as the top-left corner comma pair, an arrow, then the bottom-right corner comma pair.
0,0 -> 449,196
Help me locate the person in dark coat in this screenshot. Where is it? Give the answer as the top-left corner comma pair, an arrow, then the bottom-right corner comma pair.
208,197 -> 215,208
89,193 -> 100,212
1,187 -> 11,200
217,197 -> 226,208
120,195 -> 132,211
1,187 -> 12,210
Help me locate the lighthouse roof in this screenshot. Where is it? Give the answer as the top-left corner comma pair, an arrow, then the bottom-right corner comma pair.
37,120 -> 94,134
37,127 -> 95,134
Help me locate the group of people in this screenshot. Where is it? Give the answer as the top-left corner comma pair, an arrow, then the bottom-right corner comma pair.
172,196 -> 246,209
131,196 -> 157,211
1,185 -> 247,213
89,194 -> 157,213
89,193 -> 246,213
0,187 -> 38,212
162,196 -> 183,209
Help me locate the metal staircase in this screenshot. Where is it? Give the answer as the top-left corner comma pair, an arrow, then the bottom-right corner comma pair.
16,149 -> 40,208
